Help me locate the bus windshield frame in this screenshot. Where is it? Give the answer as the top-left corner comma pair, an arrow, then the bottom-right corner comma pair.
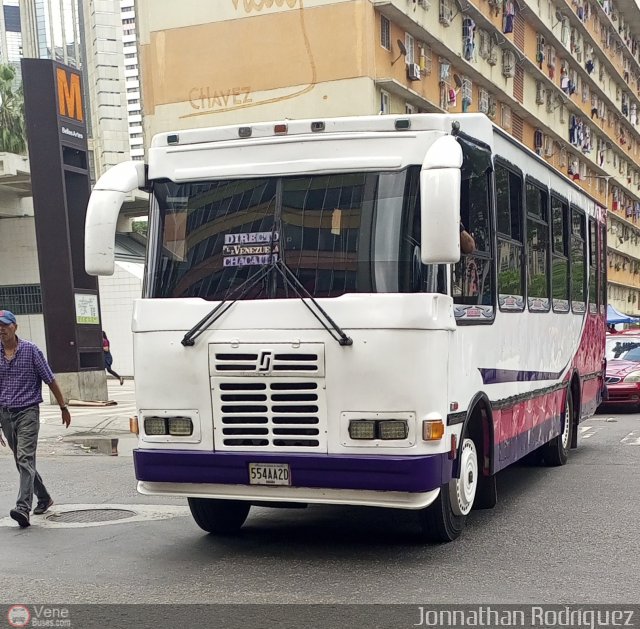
143,168 -> 441,301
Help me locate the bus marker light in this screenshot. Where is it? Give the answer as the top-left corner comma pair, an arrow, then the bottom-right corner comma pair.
449,434 -> 458,460
144,416 -> 168,436
311,121 -> 325,132
130,416 -> 139,435
238,127 -> 252,138
423,419 -> 445,441
378,420 -> 409,440
274,124 -> 288,135
450,402 -> 459,411
167,134 -> 179,145
395,118 -> 411,130
349,420 -> 376,440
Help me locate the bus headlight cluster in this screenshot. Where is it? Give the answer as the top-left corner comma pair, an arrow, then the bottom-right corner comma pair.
348,419 -> 408,440
144,416 -> 194,436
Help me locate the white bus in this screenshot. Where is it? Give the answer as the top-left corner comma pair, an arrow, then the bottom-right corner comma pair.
85,114 -> 606,542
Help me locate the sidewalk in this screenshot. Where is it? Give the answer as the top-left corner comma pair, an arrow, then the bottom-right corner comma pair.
0,378 -> 138,458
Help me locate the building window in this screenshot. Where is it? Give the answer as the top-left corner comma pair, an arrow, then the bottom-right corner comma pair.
501,104 -> 512,131
418,43 -> 432,75
439,0 -> 454,25
380,15 -> 390,50
461,77 -> 472,111
0,285 -> 43,315
380,90 -> 390,114
478,87 -> 489,113
405,32 -> 415,65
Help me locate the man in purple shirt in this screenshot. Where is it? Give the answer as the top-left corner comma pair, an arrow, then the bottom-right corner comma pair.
0,310 -> 71,528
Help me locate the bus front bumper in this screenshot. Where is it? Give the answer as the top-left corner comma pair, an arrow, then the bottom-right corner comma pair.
134,450 -> 452,510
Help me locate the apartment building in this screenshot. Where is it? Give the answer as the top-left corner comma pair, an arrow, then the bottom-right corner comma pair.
121,0 -> 143,161
0,0 -> 22,78
136,0 -> 640,314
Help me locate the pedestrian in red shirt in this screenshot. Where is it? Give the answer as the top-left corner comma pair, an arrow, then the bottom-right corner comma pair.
102,331 -> 124,385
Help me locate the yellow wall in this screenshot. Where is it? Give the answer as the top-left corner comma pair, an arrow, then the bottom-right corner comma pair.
139,0 -> 377,136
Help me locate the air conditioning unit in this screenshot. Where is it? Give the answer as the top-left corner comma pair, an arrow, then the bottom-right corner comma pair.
407,63 -> 421,81
439,4 -> 452,26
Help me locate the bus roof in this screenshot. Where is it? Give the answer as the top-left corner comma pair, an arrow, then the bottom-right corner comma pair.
150,113 -> 495,148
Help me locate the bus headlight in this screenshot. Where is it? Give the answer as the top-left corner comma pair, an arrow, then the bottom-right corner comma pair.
348,419 -> 409,440
143,416 -> 194,436
348,420 -> 376,440
168,416 -> 194,436
144,417 -> 167,435
378,420 -> 409,440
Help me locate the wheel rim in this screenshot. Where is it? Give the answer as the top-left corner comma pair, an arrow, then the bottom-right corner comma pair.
561,395 -> 571,451
450,438 -> 478,517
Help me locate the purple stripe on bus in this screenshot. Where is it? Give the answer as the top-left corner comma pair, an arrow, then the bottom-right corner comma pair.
479,368 -> 563,384
134,450 -> 453,493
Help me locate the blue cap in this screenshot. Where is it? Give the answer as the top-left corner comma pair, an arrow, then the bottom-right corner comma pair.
0,310 -> 17,325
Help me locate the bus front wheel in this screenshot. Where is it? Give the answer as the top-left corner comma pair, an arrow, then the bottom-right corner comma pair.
188,498 -> 251,535
418,437 -> 478,543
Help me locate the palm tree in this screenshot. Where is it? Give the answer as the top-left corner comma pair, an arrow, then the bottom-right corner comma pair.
0,64 -> 27,155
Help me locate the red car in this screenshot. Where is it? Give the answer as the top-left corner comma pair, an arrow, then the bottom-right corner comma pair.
603,335 -> 640,408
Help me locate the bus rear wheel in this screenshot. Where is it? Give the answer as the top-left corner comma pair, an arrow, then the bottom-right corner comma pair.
418,437 -> 478,543
188,498 -> 251,535
542,388 -> 573,467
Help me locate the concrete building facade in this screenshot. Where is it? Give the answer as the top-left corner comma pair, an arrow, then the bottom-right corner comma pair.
0,0 -> 142,377
136,0 -> 640,316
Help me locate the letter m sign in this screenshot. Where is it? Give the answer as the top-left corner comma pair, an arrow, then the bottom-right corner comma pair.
56,68 -> 83,122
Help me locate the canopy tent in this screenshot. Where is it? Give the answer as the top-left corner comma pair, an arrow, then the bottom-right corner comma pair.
607,305 -> 640,325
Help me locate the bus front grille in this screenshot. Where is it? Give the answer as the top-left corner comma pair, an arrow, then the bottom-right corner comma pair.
212,379 -> 327,451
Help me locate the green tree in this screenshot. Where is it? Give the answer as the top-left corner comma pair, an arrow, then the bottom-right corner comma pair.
0,64 -> 27,155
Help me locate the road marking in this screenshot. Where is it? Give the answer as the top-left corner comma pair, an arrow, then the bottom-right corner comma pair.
579,426 -> 604,439
621,431 -> 640,445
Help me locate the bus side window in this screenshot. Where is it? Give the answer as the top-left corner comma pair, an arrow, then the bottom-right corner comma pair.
495,163 -> 524,311
600,222 -> 607,313
526,180 -> 550,312
570,207 -> 586,313
452,165 -> 494,308
588,217 -> 598,313
551,196 -> 570,312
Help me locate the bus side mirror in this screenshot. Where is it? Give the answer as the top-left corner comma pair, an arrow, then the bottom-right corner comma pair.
420,136 -> 462,265
85,161 -> 146,276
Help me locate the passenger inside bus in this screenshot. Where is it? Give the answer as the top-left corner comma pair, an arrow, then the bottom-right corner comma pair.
460,222 -> 476,254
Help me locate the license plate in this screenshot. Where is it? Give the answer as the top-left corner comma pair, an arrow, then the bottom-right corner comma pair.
248,463 -> 291,486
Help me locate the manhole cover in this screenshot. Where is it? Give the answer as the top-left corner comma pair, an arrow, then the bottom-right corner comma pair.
46,509 -> 136,524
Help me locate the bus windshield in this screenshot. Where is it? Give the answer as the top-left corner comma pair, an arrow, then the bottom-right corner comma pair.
146,168 -> 430,300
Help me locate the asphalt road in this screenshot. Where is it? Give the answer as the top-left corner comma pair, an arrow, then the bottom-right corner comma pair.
0,409 -> 638,606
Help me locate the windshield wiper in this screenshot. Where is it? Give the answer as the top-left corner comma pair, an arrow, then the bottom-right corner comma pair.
181,259 -> 353,347
181,264 -> 272,346
271,259 -> 353,347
